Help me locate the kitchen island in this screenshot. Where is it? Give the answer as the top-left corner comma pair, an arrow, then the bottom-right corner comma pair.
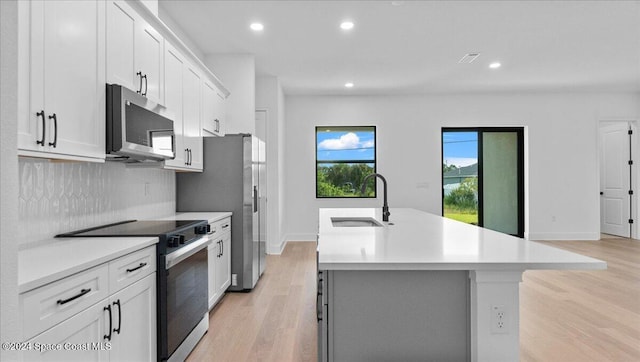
317,208 -> 606,362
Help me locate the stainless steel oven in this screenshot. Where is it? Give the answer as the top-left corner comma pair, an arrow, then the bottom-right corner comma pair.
162,236 -> 209,362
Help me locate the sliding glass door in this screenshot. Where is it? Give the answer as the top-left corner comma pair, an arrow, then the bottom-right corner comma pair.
442,128 -> 524,237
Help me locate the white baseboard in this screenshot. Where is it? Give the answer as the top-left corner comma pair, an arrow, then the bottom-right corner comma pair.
268,238 -> 287,255
527,232 -> 600,241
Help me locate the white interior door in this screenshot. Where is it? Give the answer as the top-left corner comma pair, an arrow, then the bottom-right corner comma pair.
600,122 -> 631,237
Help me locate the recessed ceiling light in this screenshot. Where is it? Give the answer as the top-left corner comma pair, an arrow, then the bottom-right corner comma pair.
391,1 -> 405,6
489,62 -> 501,69
345,82 -> 354,88
340,21 -> 354,30
250,23 -> 264,32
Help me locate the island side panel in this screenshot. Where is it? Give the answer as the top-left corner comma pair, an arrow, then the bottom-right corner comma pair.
469,270 -> 523,362
327,270 -> 470,361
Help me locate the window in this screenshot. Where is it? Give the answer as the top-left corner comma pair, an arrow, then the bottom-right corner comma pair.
316,126 -> 376,198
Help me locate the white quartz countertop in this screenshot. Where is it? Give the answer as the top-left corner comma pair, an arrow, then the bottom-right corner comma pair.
318,208 -> 607,271
158,212 -> 232,223
19,236 -> 158,293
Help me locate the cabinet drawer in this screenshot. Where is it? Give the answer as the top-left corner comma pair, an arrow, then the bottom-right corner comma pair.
109,245 -> 156,293
210,217 -> 231,238
21,264 -> 109,340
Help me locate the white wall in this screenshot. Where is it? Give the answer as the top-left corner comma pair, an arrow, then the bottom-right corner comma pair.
1,0 -> 20,357
284,93 -> 640,241
205,54 -> 255,134
256,76 -> 287,253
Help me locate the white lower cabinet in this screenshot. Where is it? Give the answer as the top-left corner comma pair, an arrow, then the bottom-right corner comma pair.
208,217 -> 231,309
105,274 -> 157,362
27,300 -> 108,361
215,232 -> 231,298
20,246 -> 157,361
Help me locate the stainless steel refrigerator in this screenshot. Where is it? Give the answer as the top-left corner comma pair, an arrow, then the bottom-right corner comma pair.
176,134 -> 266,291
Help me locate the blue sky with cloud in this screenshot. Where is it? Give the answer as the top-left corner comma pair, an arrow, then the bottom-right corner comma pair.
317,130 -> 375,162
442,131 -> 478,167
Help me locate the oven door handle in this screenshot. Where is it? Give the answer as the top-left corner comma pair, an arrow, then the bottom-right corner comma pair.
165,236 -> 210,269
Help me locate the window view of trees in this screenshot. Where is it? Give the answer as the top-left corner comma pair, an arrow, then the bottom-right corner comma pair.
442,131 -> 479,225
316,126 -> 376,198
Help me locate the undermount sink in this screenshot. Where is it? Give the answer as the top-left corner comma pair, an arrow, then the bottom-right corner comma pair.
331,217 -> 384,227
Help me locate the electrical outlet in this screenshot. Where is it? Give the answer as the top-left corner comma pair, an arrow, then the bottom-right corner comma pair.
491,305 -> 508,334
231,274 -> 237,286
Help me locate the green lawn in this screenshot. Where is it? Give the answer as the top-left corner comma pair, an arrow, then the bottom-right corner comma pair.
443,207 -> 478,225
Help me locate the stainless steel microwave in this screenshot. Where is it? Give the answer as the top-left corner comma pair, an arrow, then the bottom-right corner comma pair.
106,84 -> 176,161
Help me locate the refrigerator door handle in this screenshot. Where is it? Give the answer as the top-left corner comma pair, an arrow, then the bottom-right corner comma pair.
253,186 -> 258,213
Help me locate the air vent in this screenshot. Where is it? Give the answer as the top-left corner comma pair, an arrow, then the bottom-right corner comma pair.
458,53 -> 480,64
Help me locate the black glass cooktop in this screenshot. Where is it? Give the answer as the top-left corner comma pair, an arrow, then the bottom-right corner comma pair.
56,220 -> 204,238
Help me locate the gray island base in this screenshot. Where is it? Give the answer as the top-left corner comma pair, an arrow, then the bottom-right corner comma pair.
317,208 -> 606,361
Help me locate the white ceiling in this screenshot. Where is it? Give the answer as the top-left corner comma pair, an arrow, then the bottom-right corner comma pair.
158,0 -> 640,95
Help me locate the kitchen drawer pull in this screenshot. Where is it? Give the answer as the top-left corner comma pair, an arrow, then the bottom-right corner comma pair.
104,304 -> 112,341
113,300 -> 121,335
48,113 -> 57,147
36,110 -> 45,146
136,71 -> 143,93
221,223 -> 229,229
126,262 -> 147,273
56,288 -> 91,305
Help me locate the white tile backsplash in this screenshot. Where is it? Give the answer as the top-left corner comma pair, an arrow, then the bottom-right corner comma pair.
18,158 -> 175,248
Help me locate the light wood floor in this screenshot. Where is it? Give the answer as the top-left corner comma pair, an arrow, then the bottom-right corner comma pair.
188,239 -> 640,362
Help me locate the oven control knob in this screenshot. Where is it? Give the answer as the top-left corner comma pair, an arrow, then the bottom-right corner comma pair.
195,225 -> 209,235
168,235 -> 181,248
179,234 -> 186,244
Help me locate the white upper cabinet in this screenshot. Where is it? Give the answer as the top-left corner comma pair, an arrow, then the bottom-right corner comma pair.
17,0 -> 106,162
202,79 -> 226,137
163,44 -> 202,172
183,64 -> 203,170
163,43 -> 186,168
106,0 -> 163,104
17,0 -> 227,164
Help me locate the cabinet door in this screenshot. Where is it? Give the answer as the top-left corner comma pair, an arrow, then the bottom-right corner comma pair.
216,233 -> 231,297
25,301 -> 109,362
183,64 -> 203,170
21,0 -> 105,160
106,0 -> 162,104
109,274 -> 157,362
106,0 -> 136,91
207,241 -> 218,309
201,80 -> 217,135
163,43 -> 186,168
136,18 -> 163,104
215,87 -> 226,136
